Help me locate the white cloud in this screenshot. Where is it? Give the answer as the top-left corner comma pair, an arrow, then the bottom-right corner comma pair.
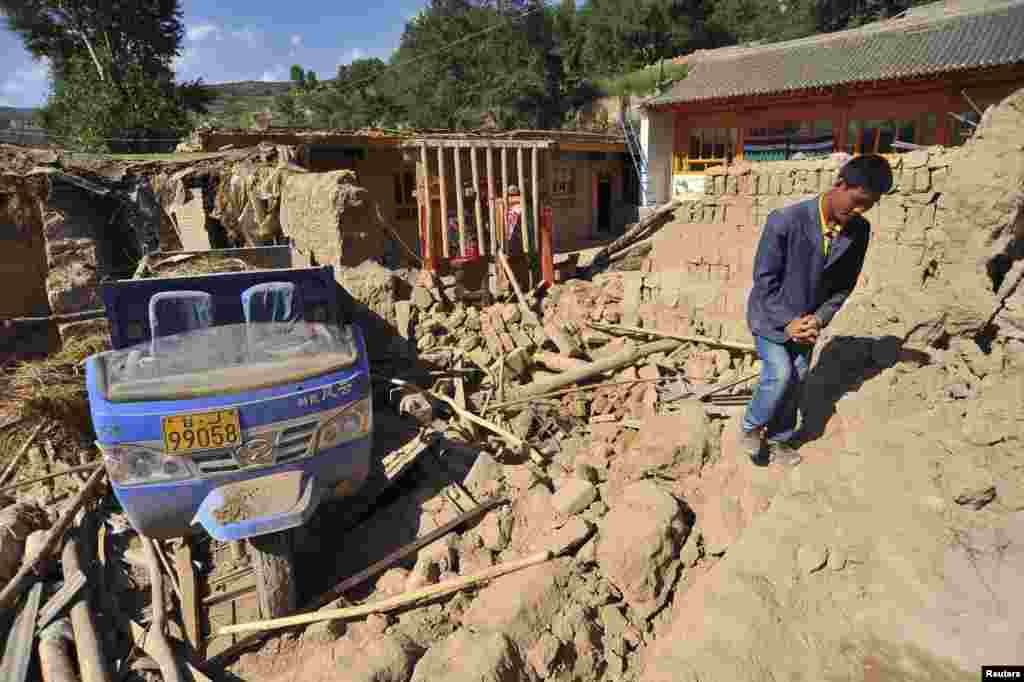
290,34 -> 303,48
172,47 -> 198,75
260,66 -> 287,82
186,22 -> 222,42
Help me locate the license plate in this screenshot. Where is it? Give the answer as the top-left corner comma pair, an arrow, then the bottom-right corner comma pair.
162,409 -> 241,454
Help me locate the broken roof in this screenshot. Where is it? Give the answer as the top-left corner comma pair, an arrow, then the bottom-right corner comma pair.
192,126 -> 625,152
648,0 -> 1024,107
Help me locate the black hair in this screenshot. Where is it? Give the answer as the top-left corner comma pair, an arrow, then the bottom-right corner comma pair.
839,154 -> 894,195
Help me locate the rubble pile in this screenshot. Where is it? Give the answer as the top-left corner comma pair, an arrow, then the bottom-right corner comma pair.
1,92 -> 1022,682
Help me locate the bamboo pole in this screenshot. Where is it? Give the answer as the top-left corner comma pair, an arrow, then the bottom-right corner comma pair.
419,144 -> 434,264
437,146 -> 449,259
218,550 -> 556,637
486,145 -> 496,256
62,532 -> 113,682
0,467 -> 106,613
517,147 -> 528,253
588,321 -> 756,353
471,148 -> 484,256
510,339 -> 681,402
453,146 -> 465,256
0,422 -> 45,487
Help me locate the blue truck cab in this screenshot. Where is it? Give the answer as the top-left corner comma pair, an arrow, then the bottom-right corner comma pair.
84,263 -> 374,544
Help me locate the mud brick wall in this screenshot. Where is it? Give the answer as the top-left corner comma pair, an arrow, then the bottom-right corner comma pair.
646,148 -> 956,344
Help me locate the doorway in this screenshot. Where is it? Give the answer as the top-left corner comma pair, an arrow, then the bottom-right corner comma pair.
597,175 -> 612,233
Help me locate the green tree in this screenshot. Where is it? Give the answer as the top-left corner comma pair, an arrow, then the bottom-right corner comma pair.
39,47 -> 191,151
290,64 -> 305,85
0,0 -> 184,82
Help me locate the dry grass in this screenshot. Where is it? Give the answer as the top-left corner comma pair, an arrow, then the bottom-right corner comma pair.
0,332 -> 111,469
148,254 -> 260,278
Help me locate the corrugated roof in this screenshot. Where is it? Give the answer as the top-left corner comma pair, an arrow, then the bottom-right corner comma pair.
648,0 -> 1024,107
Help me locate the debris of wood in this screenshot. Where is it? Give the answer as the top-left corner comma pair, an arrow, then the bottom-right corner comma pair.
0,464 -> 100,496
0,580 -> 42,682
485,376 -> 666,413
218,546 -> 568,637
378,376 -> 548,467
0,466 -> 106,613
0,422 -> 46,487
206,497 -> 508,668
498,251 -> 543,328
140,537 -> 185,682
61,531 -> 114,682
174,538 -> 203,660
2,309 -> 108,329
38,618 -> 78,682
584,200 -> 681,275
129,621 -> 212,682
153,540 -> 184,604
35,569 -> 87,633
511,339 -> 680,402
588,321 -> 756,353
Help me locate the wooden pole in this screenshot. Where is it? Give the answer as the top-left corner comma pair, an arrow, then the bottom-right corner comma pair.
0,467 -> 106,613
218,550 -> 556,636
61,532 -> 113,682
486,145 -> 496,257
419,144 -> 434,267
531,146 -> 541,256
0,422 -> 45,487
517,147 -> 528,253
471,148 -> 484,257
588,321 -> 756,353
510,339 -> 681,401
175,539 -> 203,660
540,205 -> 554,286
141,537 -> 185,682
454,146 -> 466,257
437,146 -> 450,259
0,463 -> 100,496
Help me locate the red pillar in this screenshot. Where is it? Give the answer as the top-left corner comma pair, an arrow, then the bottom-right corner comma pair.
540,206 -> 554,286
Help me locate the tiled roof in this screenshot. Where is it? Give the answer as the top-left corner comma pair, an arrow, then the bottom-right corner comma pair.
648,0 -> 1024,107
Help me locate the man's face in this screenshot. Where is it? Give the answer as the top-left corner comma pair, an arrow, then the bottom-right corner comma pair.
831,181 -> 881,226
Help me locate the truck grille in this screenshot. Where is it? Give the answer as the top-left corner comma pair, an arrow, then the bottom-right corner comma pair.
190,417 -> 320,476
274,419 -> 318,462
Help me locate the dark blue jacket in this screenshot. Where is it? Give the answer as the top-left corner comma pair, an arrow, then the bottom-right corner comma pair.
746,197 -> 870,343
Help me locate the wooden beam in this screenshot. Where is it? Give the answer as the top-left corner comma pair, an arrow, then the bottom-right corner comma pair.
531,146 -> 540,258
419,144 -> 433,268
437,146 -> 450,259
471,147 -> 484,258
405,139 -> 552,149
555,141 -> 626,153
485,145 -> 496,257
517,146 -> 528,253
454,146 -> 466,257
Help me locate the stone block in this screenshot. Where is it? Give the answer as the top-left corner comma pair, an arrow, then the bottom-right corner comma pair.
44,238 -> 99,270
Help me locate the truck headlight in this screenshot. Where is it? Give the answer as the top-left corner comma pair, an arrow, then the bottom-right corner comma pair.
99,443 -> 199,486
316,398 -> 372,452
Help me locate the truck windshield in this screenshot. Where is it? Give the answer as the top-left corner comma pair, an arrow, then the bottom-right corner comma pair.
99,322 -> 359,403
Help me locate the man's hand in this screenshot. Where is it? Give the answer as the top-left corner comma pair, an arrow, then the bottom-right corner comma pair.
785,315 -> 819,344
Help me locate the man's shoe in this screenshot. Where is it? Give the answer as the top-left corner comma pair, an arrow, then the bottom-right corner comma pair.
767,440 -> 802,467
738,427 -> 764,464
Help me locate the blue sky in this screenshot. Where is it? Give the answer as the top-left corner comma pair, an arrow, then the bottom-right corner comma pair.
0,0 -> 426,108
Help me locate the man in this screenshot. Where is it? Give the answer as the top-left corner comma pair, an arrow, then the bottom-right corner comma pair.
739,154 -> 894,466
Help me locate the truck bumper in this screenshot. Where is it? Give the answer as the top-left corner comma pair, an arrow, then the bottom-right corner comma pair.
111,435 -> 372,540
